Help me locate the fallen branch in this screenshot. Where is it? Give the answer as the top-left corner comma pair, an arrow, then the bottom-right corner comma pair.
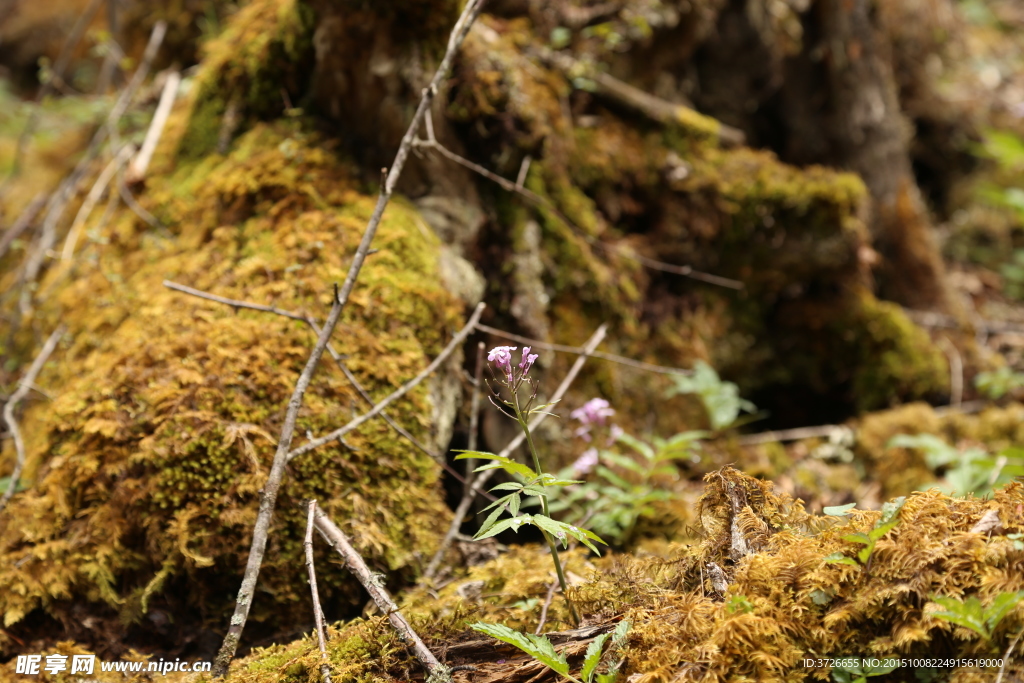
313,506 -> 451,682
287,302 -> 485,462
475,322 -> 691,376
61,144 -> 134,260
212,1 -> 488,672
126,70 -> 181,183
536,48 -> 746,147
413,124 -> 742,290
1,326 -> 65,513
425,324 -> 608,583
304,501 -> 333,683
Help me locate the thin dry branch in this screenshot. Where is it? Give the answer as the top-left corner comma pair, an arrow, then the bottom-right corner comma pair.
126,70 -> 181,183
425,324 -> 608,583
423,341 -> 486,581
475,322 -> 691,376
304,501 -> 333,683
413,132 -> 742,290
1,326 -> 65,513
313,507 -> 450,680
537,48 -> 745,147
212,1 -> 488,672
995,627 -> 1023,683
287,303 -> 485,462
61,144 -> 134,260
163,280 -> 308,322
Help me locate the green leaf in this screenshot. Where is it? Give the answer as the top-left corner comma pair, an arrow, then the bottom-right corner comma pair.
508,492 -> 521,518
824,552 -> 859,566
824,503 -> 857,516
490,482 -> 525,492
475,515 -> 533,541
453,449 -> 499,460
469,622 -> 569,675
610,620 -> 630,648
477,503 -> 508,536
984,591 -> 1024,632
580,633 -> 609,683
532,514 -> 569,539
468,454 -> 538,480
842,532 -> 871,546
931,595 -> 989,638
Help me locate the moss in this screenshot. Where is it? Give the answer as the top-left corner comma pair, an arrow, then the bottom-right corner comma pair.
142,468 -> 1024,683
0,122 -> 463,651
174,0 -> 315,163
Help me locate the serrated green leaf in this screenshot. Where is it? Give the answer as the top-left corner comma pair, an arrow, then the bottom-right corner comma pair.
509,493 -> 521,518
490,482 -> 525,492
470,454 -> 538,480
468,622 -> 569,675
475,515 -> 532,541
477,505 -> 510,537
824,503 -> 857,516
581,633 -> 610,683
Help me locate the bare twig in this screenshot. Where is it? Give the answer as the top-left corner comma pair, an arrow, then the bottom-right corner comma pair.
475,322 -> 692,376
535,581 -> 559,635
212,1 -> 488,673
464,342 -> 486,495
304,501 -> 334,683
536,48 -> 746,147
1,326 -> 65,513
0,194 -> 47,262
313,507 -> 450,681
61,144 -> 134,260
516,155 -> 532,190
412,136 -> 743,289
118,173 -> 166,231
425,324 -> 608,583
287,303 -> 485,462
126,70 -> 181,183
995,627 -> 1023,683
163,280 -> 308,321
423,341 -> 485,581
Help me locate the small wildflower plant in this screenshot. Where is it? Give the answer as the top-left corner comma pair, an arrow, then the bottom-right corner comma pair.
455,347 -> 606,626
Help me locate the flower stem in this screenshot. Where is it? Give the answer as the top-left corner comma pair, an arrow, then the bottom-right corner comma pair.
514,394 -> 581,627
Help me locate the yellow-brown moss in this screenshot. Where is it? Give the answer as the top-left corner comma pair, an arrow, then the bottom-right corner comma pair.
0,121 -> 463,650
219,469 -> 1024,683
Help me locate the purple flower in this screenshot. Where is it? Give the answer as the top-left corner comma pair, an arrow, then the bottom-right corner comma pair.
571,448 -> 599,476
607,424 -> 624,446
488,346 -> 517,368
518,347 -> 539,374
570,398 -> 615,426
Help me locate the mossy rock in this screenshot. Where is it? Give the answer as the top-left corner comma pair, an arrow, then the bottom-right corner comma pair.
0,121 -> 464,653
